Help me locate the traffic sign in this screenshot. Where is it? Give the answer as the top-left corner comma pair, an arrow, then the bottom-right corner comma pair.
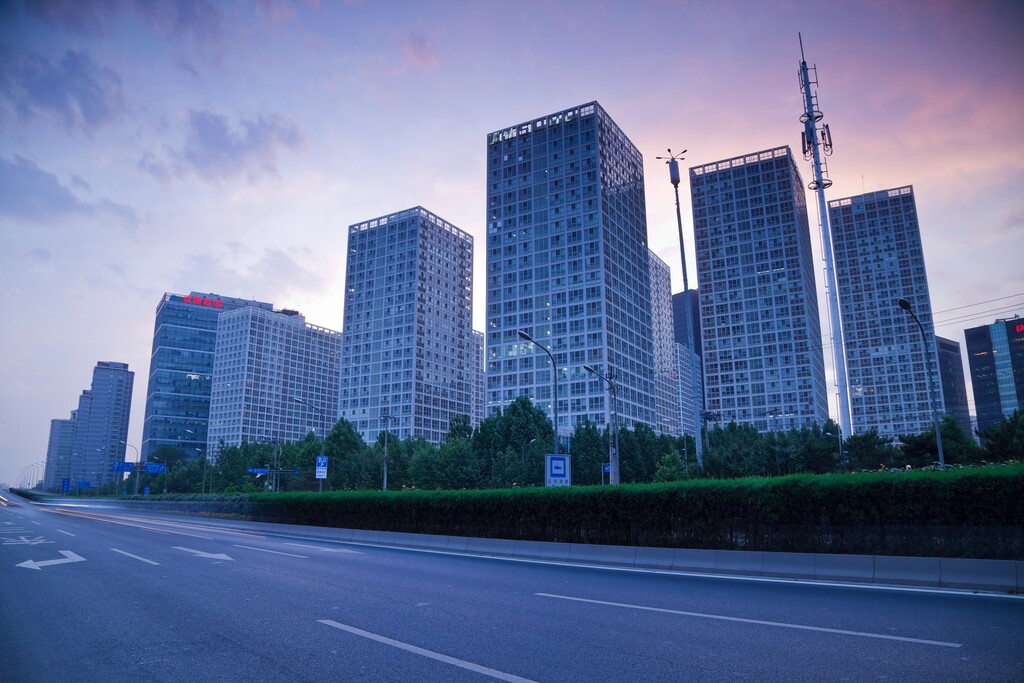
545,455 -> 571,487
111,462 -> 134,472
61,478 -> 70,492
145,463 -> 166,474
75,480 -> 91,489
248,467 -> 269,476
315,456 -> 328,480
603,463 -> 610,474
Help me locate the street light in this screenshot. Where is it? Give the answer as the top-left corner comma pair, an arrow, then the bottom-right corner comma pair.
293,397 -> 328,492
518,330 -> 559,458
184,430 -> 210,495
897,298 -> 945,466
584,364 -> 620,485
380,413 -> 391,491
121,441 -> 140,495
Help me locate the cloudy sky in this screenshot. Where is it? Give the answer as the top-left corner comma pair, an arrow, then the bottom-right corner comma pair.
2,0 -> 1022,485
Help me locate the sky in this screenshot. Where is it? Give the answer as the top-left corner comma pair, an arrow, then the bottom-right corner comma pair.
1,0 -> 1022,486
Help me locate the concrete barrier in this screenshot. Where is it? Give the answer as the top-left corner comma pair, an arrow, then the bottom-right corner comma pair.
633,547 -> 675,570
761,552 -> 815,580
672,548 -> 716,572
940,557 -> 1019,592
813,553 -> 874,583
715,550 -> 764,576
875,555 -> 941,587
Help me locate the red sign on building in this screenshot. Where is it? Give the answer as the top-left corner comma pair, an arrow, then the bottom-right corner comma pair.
182,295 -> 223,308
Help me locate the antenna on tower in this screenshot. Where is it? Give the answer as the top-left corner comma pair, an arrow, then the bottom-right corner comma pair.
798,33 -> 852,447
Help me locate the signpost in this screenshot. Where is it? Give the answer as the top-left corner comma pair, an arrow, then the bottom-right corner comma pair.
60,478 -> 70,493
110,462 -> 134,472
601,463 -> 610,485
545,454 -> 571,487
145,463 -> 166,474
316,456 -> 328,492
247,467 -> 270,476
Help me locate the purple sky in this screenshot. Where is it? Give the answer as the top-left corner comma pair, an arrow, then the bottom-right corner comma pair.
2,0 -> 1022,485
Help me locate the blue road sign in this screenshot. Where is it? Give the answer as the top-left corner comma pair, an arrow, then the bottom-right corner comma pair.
545,455 -> 571,487
315,456 -> 328,480
145,463 -> 166,474
248,467 -> 269,476
75,480 -> 91,488
603,463 -> 610,474
61,478 -> 70,492
144,487 -> 150,495
111,462 -> 134,472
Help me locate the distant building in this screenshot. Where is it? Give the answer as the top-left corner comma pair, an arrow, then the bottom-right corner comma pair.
339,207 -> 474,446
935,335 -> 973,439
42,416 -> 75,491
965,316 -> 1024,434
141,292 -> 273,460
690,146 -> 828,432
68,361 -> 134,488
207,307 -> 341,456
675,342 -> 702,437
828,186 -> 943,438
672,289 -> 702,357
485,101 -> 657,439
471,330 -> 485,428
650,252 -> 680,435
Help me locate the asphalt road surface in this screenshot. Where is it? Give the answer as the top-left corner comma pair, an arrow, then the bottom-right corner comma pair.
2,493 -> 1022,682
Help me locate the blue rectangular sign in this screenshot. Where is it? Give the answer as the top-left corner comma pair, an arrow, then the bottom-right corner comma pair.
61,478 -> 70,492
603,463 -> 610,474
75,480 -> 91,488
315,455 -> 328,479
145,463 -> 166,474
545,455 -> 571,487
248,467 -> 269,476
111,462 -> 134,472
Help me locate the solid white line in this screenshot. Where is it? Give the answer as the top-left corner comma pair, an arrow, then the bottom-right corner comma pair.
536,593 -> 963,648
56,529 -> 75,536
111,548 -> 160,565
318,620 -> 538,682
234,544 -> 307,558
31,521 -> 41,525
285,543 -> 362,554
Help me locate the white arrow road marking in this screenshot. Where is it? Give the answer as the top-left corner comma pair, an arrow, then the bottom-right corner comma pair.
111,548 -> 160,565
173,546 -> 234,561
2,536 -> 53,545
17,550 -> 86,571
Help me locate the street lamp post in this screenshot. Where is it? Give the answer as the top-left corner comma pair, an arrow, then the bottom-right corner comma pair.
121,441 -> 140,495
898,298 -> 945,466
184,430 -> 208,495
293,397 -> 328,492
518,330 -> 560,458
380,413 -> 391,491
584,364 -> 620,485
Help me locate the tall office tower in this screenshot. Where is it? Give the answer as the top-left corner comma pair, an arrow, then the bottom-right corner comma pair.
486,102 -> 657,438
828,186 -> 943,438
68,361 -> 134,488
672,290 -> 702,356
690,146 -> 828,432
141,292 -> 274,460
675,342 -> 702,436
207,308 -> 342,456
471,330 -> 485,428
339,207 -> 474,446
965,316 -> 1024,433
936,335 -> 973,438
650,252 -> 680,435
43,415 -> 75,491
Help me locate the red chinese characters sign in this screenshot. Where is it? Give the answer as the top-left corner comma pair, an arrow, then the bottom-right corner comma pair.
181,295 -> 223,308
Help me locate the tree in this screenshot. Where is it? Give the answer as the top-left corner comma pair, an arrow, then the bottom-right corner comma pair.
446,414 -> 473,442
979,409 -> 1024,462
845,429 -> 900,471
439,438 -> 481,489
569,421 -> 607,486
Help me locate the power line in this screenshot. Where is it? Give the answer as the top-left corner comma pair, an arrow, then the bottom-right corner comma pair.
932,292 -> 1024,315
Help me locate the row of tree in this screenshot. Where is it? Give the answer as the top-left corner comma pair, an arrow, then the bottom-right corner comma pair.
81,401 -> 1022,495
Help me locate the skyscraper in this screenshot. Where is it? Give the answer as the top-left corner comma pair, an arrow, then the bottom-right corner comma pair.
675,342 -> 702,437
690,146 -> 828,432
650,251 -> 679,436
936,335 -> 973,438
828,186 -> 943,438
965,316 -> 1024,433
672,290 -> 702,357
68,361 -> 134,488
141,292 -> 273,459
207,307 -> 341,456
42,415 -> 75,491
339,206 -> 474,446
486,102 -> 657,438
472,330 -> 485,428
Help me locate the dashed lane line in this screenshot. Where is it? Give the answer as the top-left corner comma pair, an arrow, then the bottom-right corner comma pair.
111,548 -> 160,565
233,544 -> 307,558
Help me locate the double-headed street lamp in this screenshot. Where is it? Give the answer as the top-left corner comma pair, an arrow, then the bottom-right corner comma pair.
584,364 -> 620,485
898,298 -> 945,466
518,331 -> 560,458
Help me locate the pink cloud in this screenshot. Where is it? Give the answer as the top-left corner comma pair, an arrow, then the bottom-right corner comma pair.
401,33 -> 440,72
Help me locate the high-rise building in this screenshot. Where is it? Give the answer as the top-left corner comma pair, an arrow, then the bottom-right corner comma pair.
936,335 -> 973,438
471,330 -> 485,428
485,102 -> 657,438
68,361 -> 134,488
339,207 -> 474,446
675,342 -> 702,437
207,307 -> 341,456
965,316 -> 1024,433
141,292 -> 273,460
649,252 -> 679,436
828,186 -> 943,438
690,146 -> 828,432
672,290 -> 702,357
42,415 -> 75,491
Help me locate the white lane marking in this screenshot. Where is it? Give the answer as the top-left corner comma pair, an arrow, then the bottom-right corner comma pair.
16,550 -> 86,570
31,521 -> 41,525
318,620 -> 538,682
173,546 -> 234,561
111,548 -> 160,565
536,593 -> 963,648
56,529 -> 75,537
234,544 -> 307,558
286,543 -> 363,554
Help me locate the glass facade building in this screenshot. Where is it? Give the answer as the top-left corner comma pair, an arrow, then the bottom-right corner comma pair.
965,317 -> 1024,433
68,361 -> 134,487
675,342 -> 702,436
42,416 -> 75,491
936,335 -> 973,439
690,146 -> 828,432
649,251 -> 680,436
208,308 -> 341,456
485,102 -> 657,437
828,186 -> 943,437
472,330 -> 485,428
672,289 -> 702,357
141,292 -> 273,460
339,207 -> 474,446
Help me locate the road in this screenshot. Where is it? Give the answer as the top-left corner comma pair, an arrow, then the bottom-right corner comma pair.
1,493 -> 1022,682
